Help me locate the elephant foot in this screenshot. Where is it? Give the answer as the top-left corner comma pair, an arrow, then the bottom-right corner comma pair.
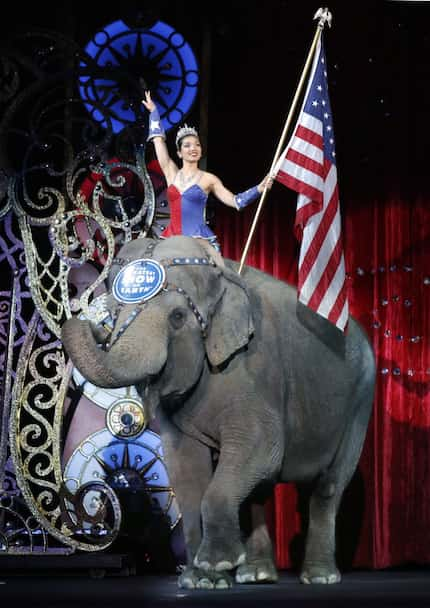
235,558 -> 279,584
300,563 -> 341,585
178,566 -> 233,590
194,537 -> 246,572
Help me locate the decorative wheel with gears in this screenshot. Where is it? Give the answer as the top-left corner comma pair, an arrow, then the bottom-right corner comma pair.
63,294 -> 181,533
63,428 -> 181,531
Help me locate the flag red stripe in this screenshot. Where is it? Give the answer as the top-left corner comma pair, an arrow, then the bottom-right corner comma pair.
276,170 -> 323,205
328,276 -> 347,325
306,236 -> 343,310
295,125 -> 324,149
295,201 -> 322,236
297,186 -> 339,289
286,148 -> 323,177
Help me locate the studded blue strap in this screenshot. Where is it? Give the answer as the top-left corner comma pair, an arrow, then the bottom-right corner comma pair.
167,257 -> 216,267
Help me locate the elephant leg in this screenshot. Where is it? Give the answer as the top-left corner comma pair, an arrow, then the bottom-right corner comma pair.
158,414 -> 232,589
193,462 -> 247,572
300,480 -> 341,585
194,419 -> 282,573
301,391 -> 373,585
236,501 -> 278,584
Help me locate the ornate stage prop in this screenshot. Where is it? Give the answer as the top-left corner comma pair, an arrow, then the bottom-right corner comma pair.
0,15 -> 198,570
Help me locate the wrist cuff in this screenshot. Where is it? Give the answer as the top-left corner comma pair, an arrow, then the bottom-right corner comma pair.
235,186 -> 260,210
147,106 -> 166,141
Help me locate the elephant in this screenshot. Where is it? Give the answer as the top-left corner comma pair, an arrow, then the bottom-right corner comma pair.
61,235 -> 376,589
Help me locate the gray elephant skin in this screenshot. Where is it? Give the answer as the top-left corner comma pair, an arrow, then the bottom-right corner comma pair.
61,235 -> 376,589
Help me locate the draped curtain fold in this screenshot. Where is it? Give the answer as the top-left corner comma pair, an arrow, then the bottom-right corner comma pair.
216,187 -> 430,569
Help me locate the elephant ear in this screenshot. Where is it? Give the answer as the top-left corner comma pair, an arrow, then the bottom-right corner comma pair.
205,265 -> 254,368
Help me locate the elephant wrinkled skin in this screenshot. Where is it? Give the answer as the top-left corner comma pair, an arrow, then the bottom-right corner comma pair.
61,236 -> 376,589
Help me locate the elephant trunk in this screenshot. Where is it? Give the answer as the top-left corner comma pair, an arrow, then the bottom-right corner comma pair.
61,317 -> 165,389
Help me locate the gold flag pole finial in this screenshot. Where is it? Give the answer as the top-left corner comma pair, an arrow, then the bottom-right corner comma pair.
238,7 -> 332,275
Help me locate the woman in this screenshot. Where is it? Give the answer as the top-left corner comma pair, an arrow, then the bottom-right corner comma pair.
141,91 -> 272,251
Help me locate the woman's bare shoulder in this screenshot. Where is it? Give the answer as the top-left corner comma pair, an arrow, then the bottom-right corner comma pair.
200,170 -> 220,185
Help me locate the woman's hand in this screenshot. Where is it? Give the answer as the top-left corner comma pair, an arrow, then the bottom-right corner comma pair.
257,174 -> 274,193
141,90 -> 156,113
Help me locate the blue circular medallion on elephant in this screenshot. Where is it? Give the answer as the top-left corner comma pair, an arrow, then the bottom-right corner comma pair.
113,258 -> 166,303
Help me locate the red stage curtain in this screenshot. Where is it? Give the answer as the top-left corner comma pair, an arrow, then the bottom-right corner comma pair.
216,185 -> 430,570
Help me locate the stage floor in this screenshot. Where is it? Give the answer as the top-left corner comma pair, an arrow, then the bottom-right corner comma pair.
1,569 -> 430,608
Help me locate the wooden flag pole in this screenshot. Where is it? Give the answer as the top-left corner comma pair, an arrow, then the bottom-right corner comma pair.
238,7 -> 332,275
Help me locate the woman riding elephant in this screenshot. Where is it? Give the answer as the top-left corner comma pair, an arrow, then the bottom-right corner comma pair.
141,91 -> 273,252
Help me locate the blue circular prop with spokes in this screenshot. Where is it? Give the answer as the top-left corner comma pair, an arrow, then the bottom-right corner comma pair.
79,19 -> 199,134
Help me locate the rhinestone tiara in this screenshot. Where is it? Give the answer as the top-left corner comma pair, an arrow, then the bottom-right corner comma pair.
175,124 -> 199,147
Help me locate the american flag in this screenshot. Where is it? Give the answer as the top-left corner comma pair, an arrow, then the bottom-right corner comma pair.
274,36 -> 348,332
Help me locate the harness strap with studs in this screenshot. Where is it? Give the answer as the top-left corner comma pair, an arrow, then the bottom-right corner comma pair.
105,242 -> 217,350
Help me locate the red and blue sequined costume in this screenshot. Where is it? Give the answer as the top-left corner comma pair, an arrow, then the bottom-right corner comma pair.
147,104 -> 260,251
162,183 -> 217,242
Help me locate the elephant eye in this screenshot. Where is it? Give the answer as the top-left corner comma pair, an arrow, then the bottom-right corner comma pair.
169,307 -> 187,329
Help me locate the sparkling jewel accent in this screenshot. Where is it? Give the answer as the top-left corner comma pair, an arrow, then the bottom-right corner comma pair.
354,261 -> 428,378
177,169 -> 201,189
175,124 -> 198,147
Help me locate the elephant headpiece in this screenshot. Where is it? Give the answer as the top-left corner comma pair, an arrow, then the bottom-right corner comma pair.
106,237 -> 255,367
62,236 -> 255,404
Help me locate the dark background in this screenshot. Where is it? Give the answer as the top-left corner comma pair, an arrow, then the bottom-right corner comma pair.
1,0 -> 427,198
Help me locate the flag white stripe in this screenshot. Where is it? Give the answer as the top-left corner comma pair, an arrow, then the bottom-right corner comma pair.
317,255 -> 346,317
296,193 -> 312,212
297,163 -> 337,235
300,112 -> 323,136
273,111 -> 323,175
290,136 -> 324,165
299,205 -> 341,299
298,166 -> 340,302
336,299 -> 349,331
277,159 -> 324,193
299,216 -> 341,304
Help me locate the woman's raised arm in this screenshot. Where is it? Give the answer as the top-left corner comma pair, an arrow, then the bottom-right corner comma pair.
141,91 -> 177,183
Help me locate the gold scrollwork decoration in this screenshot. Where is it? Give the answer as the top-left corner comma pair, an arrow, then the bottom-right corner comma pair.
10,311 -> 121,551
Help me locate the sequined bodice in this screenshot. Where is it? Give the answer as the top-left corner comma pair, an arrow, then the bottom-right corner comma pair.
163,184 -> 215,240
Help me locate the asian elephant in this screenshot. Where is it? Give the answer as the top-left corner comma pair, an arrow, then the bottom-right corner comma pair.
61,235 -> 376,589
